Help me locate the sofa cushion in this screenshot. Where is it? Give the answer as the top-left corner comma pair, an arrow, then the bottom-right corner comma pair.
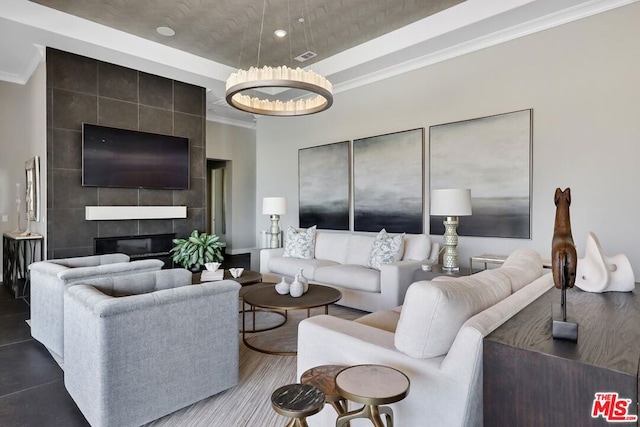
355,308 -> 401,333
268,257 -> 339,279
499,249 -> 543,292
345,234 -> 376,267
402,234 -> 431,261
395,274 -> 511,358
283,226 -> 317,259
314,265 -> 381,293
78,269 -> 193,297
367,230 -> 405,270
314,231 -> 351,264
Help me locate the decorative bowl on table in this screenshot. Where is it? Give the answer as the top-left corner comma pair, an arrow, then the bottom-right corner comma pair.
229,268 -> 244,278
205,262 -> 221,272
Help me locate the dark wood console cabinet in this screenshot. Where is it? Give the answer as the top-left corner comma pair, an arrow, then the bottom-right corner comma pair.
484,287 -> 640,427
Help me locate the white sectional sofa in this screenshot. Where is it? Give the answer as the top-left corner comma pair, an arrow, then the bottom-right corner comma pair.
297,249 -> 554,427
260,230 -> 439,312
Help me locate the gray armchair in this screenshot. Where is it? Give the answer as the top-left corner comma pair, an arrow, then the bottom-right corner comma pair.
63,270 -> 241,427
28,254 -> 164,357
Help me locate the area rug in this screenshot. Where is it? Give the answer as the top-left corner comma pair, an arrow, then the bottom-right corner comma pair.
145,304 -> 365,426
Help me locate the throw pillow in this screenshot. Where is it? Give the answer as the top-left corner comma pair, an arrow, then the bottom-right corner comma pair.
367,229 -> 405,270
283,225 -> 317,259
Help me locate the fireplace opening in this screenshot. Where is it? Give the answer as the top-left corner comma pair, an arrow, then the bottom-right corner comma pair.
94,233 -> 175,268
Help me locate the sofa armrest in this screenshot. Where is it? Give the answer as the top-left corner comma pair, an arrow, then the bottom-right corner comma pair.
28,261 -> 68,277
298,315 -> 417,376
260,248 -> 285,274
379,259 -> 424,305
298,315 -> 471,426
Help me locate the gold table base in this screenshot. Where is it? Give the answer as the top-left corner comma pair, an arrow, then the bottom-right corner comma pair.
336,404 -> 393,427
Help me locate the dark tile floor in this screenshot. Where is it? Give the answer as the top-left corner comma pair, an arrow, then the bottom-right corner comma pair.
0,253 -> 251,426
0,286 -> 89,426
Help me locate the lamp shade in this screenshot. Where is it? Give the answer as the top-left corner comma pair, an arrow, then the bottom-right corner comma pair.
262,197 -> 287,215
430,189 -> 472,216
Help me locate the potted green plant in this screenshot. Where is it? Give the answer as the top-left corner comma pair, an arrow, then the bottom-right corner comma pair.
170,230 -> 224,271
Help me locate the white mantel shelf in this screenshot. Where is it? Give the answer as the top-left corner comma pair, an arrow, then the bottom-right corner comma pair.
85,206 -> 187,221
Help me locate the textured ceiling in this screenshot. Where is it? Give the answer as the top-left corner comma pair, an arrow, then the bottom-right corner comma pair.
30,0 -> 464,70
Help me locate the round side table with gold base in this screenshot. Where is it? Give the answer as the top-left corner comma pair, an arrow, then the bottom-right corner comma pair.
271,383 -> 325,427
300,365 -> 349,419
335,364 -> 410,427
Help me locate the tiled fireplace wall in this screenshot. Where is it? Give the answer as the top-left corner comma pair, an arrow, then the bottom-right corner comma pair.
46,48 -> 206,259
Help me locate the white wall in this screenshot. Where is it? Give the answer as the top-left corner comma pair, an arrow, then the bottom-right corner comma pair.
0,60 -> 46,279
206,120 -> 257,254
256,3 -> 640,276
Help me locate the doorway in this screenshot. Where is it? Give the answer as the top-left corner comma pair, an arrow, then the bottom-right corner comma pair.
207,159 -> 228,244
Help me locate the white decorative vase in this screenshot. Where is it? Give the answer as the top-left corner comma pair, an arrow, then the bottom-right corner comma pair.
297,268 -> 309,293
275,277 -> 290,295
289,277 -> 304,298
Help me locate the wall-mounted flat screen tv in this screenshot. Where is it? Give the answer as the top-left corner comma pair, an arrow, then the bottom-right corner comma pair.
82,124 -> 190,190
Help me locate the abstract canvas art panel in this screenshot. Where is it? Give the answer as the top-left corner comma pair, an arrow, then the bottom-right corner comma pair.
354,129 -> 424,233
429,109 -> 532,238
298,141 -> 350,230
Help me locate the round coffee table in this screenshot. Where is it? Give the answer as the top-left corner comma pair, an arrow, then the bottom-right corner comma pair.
242,284 -> 342,356
335,364 -> 410,427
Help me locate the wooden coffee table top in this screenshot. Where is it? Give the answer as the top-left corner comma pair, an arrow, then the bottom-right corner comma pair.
193,269 -> 262,286
243,284 -> 342,311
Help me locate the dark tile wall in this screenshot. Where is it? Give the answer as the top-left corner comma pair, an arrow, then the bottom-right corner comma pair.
46,48 -> 206,259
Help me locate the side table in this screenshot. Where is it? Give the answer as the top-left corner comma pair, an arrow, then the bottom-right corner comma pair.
300,365 -> 349,417
2,232 -> 44,299
335,364 -> 410,427
271,383 -> 325,427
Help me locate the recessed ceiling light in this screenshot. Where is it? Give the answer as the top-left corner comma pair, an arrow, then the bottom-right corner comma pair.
156,26 -> 175,37
274,29 -> 287,38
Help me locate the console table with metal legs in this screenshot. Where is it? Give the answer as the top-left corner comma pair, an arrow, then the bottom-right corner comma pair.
2,232 -> 44,299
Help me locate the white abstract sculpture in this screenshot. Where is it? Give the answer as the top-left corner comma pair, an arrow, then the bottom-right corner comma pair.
575,232 -> 635,293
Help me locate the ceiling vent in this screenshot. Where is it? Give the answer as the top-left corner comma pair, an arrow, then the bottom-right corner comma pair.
294,51 -> 317,62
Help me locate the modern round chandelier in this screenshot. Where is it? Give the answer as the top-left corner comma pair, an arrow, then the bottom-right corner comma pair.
225,66 -> 333,116
225,0 -> 333,117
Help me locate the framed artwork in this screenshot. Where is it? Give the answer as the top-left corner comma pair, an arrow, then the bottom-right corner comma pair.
353,128 -> 424,233
429,109 -> 532,239
25,156 -> 41,222
298,141 -> 350,230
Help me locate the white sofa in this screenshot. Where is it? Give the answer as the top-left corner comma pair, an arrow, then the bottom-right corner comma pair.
260,230 -> 439,312
297,249 -> 554,427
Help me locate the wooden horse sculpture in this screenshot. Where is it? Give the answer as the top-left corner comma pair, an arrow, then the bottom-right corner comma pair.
551,188 -> 578,340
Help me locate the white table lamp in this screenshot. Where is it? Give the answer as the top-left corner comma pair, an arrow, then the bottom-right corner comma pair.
263,197 -> 287,248
431,189 -> 472,271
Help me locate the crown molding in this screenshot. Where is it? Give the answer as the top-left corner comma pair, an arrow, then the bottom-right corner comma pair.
0,44 -> 44,84
332,0 -> 639,95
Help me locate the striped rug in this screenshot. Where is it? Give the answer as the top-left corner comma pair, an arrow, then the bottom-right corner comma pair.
145,304 -> 365,427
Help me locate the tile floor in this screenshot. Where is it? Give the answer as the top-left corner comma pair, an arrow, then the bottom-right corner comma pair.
0,253 -> 252,426
0,285 -> 89,426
